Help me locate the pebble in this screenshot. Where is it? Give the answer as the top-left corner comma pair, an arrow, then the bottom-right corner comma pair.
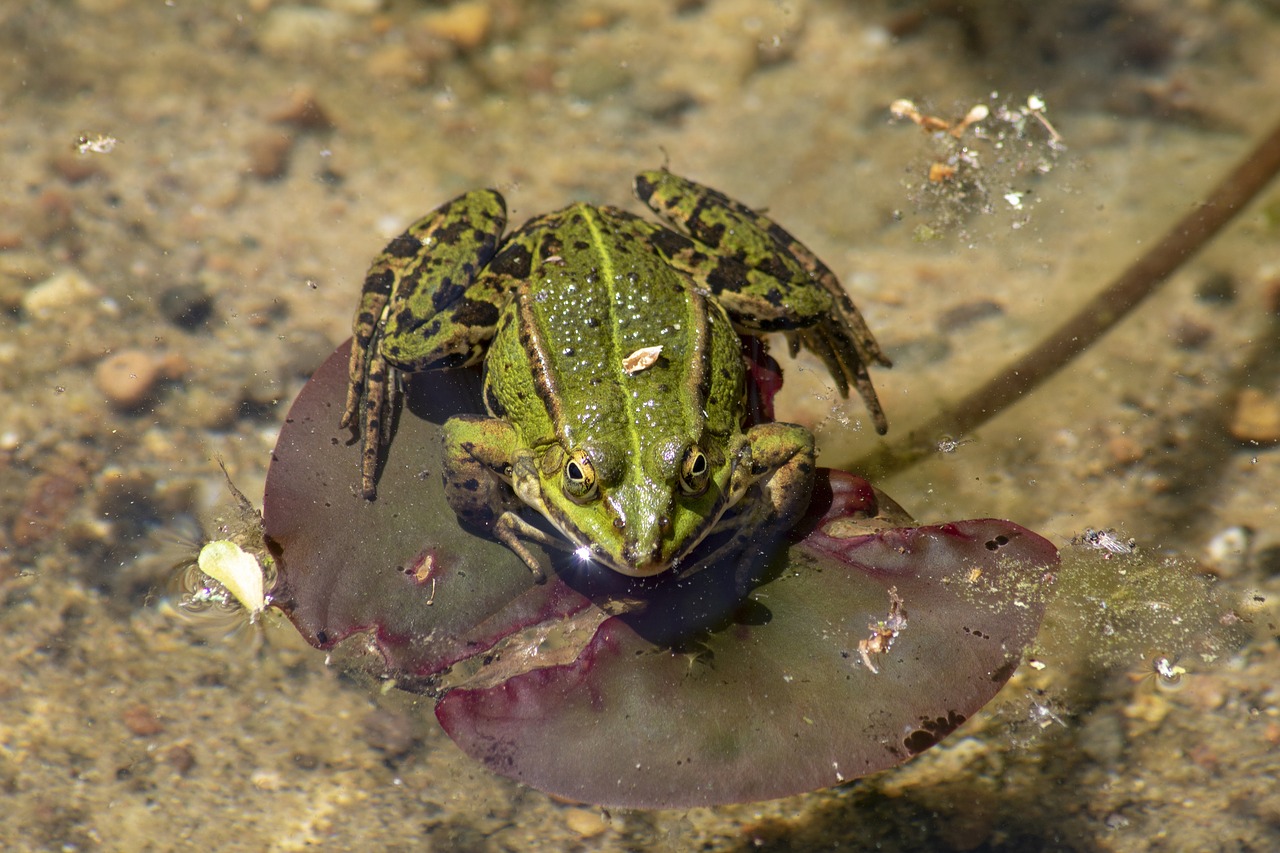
177,385 -> 241,429
0,251 -> 54,310
94,349 -> 184,409
1229,388 -> 1280,443
366,43 -> 431,86
48,151 -> 104,184
562,807 -> 609,839
418,1 -> 492,51
320,0 -> 383,13
1194,270 -> 1236,304
122,704 -> 165,736
159,282 -> 215,329
1203,525 -> 1254,577
1106,434 -> 1144,465
21,269 -> 102,320
257,5 -> 354,58
362,708 -> 416,757
563,56 -> 633,101
266,87 -> 335,131
165,744 -> 197,775
245,130 -> 295,180
1263,275 -> 1280,315
12,465 -> 88,547
1170,315 -> 1213,349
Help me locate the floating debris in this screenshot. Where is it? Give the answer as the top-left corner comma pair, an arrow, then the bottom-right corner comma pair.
195,539 -> 270,618
857,586 -> 908,674
622,345 -> 663,375
74,133 -> 118,154
1074,527 -> 1136,557
936,434 -> 974,454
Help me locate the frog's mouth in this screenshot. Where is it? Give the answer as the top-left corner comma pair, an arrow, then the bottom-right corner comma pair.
578,490 -> 734,579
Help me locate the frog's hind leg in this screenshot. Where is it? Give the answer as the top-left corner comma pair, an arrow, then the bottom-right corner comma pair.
441,415 -> 556,581
635,169 -> 891,435
343,189 -> 508,499
354,345 -> 403,500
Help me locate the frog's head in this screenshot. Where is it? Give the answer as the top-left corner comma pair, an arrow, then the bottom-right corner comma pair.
534,436 -> 739,578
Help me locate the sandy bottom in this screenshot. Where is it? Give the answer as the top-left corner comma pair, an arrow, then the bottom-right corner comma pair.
3,1 -> 1280,850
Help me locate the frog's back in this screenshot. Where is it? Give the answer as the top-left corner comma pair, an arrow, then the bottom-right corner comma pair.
482,203 -> 742,482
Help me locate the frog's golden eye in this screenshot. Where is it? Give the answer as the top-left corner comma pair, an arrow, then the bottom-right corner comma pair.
678,446 -> 710,496
562,449 -> 598,502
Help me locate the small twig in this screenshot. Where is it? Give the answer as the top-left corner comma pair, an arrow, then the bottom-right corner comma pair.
854,115 -> 1280,479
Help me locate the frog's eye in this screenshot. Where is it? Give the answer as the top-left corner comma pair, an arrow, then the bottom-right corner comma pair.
562,450 -> 598,502
678,446 -> 710,496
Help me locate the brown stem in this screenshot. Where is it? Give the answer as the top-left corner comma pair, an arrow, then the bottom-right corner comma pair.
853,115 -> 1280,478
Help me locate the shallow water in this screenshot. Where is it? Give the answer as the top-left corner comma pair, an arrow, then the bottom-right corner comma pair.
3,1 -> 1280,850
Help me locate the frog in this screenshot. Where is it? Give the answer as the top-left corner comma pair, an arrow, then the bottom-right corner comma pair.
341,169 -> 890,580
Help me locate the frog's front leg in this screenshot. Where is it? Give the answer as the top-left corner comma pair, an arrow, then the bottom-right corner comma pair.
735,422 -> 818,531
441,415 -> 559,582
343,189 -> 508,499
694,423 -> 816,572
635,169 -> 891,435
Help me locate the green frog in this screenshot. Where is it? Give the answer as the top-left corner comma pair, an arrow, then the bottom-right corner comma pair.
342,170 -> 889,579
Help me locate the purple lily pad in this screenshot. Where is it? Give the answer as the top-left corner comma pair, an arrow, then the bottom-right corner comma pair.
264,342 -> 1057,807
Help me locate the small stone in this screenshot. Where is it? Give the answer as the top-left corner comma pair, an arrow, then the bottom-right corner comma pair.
159,282 -> 215,329
266,88 -> 335,132
12,465 -> 88,547
1170,315 -> 1212,349
366,43 -> 431,86
1203,526 -> 1253,577
165,744 -> 197,775
563,55 -> 633,101
0,251 -> 53,310
320,0 -> 383,13
562,807 -> 609,839
362,708 -> 416,757
32,188 -> 74,240
1106,435 -> 1144,465
1263,276 -> 1280,316
49,151 -> 104,184
419,1 -> 492,51
1229,388 -> 1280,443
1194,270 -> 1236,304
122,704 -> 164,737
21,269 -> 101,320
251,769 -> 285,791
257,6 -> 354,58
178,386 -> 241,429
95,349 -> 167,409
245,131 -> 295,180
292,753 -> 320,770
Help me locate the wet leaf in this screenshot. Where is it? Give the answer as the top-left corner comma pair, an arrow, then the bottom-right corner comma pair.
264,342 -> 1057,806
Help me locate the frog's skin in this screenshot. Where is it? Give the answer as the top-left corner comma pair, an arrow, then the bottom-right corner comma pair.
342,170 -> 890,579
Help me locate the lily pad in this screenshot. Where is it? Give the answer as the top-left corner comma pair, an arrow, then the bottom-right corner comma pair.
264,342 -> 1057,807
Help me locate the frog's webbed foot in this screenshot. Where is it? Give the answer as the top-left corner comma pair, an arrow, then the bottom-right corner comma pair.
342,295 -> 403,500
494,513 -> 565,583
772,217 -> 891,434
778,247 -> 890,432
